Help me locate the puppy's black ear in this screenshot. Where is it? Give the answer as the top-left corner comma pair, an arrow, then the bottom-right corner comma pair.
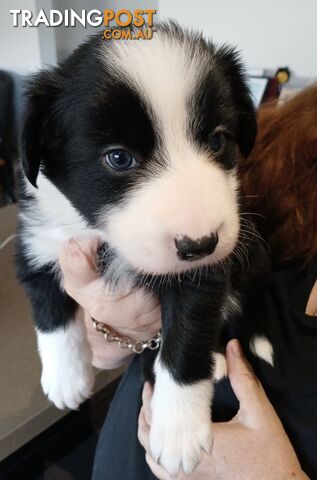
21,70 -> 62,187
216,46 -> 257,157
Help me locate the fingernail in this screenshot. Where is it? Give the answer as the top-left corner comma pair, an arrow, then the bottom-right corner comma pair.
144,382 -> 154,398
144,381 -> 152,392
229,339 -> 241,357
144,408 -> 152,425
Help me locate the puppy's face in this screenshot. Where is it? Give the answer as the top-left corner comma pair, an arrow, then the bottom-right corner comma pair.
22,24 -> 256,275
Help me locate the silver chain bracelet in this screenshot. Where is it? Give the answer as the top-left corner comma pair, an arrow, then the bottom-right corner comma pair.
92,318 -> 161,354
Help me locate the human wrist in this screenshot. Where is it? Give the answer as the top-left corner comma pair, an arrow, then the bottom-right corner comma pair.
269,444 -> 307,480
297,470 -> 310,479
90,325 -> 160,369
92,318 -> 161,354
280,468 -> 308,480
92,343 -> 134,369
284,470 -> 310,480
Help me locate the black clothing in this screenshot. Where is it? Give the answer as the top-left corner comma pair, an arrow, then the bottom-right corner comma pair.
93,261 -> 317,479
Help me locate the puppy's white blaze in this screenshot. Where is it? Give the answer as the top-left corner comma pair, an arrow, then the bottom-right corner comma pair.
150,357 -> 213,475
213,353 -> 228,382
37,318 -> 94,410
21,173 -> 104,268
221,293 -> 242,320
104,35 -> 209,150
250,335 -> 274,366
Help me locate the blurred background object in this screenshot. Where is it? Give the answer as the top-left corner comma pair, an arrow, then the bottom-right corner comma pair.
0,70 -> 17,206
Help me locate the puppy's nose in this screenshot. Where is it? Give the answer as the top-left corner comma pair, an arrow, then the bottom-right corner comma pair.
174,233 -> 219,261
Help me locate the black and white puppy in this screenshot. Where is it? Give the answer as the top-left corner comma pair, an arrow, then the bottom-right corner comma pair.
16,22 -> 273,476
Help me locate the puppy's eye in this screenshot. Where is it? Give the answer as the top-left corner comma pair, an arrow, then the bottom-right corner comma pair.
209,131 -> 225,152
103,149 -> 137,171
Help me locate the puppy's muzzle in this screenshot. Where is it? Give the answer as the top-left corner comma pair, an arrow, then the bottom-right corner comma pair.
174,233 -> 219,261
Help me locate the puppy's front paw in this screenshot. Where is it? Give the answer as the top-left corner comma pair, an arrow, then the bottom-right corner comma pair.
149,406 -> 213,476
37,321 -> 95,410
41,361 -> 95,410
149,366 -> 214,476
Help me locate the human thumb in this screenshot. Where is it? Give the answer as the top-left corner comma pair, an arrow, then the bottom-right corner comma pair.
226,339 -> 267,426
59,237 -> 100,291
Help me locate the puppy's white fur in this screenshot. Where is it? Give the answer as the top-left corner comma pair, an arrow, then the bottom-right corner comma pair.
20,173 -> 102,269
104,34 -> 208,151
37,318 -> 94,409
214,352 -> 228,382
150,357 -> 214,475
250,335 -> 274,366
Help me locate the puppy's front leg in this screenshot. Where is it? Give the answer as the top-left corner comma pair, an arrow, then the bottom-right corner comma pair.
37,317 -> 94,410
149,277 -> 225,476
150,358 -> 214,476
17,256 -> 94,409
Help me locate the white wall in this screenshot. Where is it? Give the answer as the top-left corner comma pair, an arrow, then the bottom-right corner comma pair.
0,0 -> 159,129
53,0 -> 97,62
37,0 -> 57,68
158,0 -> 317,79
0,1 -> 38,135
1,0 -> 316,78
53,0 -> 158,62
0,0 -> 42,75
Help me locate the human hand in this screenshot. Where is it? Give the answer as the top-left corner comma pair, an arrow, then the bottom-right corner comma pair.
138,339 -> 308,480
59,237 -> 161,369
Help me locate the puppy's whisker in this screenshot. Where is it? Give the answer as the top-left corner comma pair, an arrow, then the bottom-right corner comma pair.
239,194 -> 259,199
240,211 -> 266,219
